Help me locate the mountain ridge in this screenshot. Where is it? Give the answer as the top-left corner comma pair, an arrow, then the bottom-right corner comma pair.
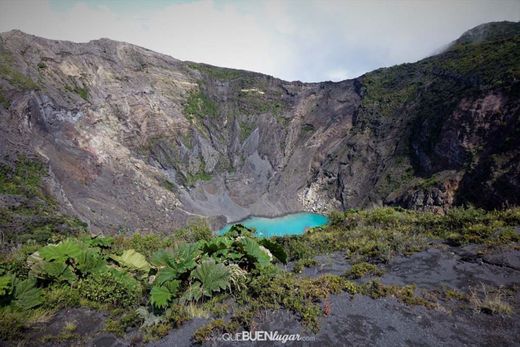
0,21 -> 519,235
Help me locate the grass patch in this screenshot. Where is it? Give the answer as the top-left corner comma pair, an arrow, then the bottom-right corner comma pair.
360,280 -> 434,308
292,257 -> 317,274
0,88 -> 10,108
104,310 -> 142,336
160,179 -> 176,192
183,89 -> 218,120
469,284 -> 513,315
193,319 -> 239,344
274,207 -> 520,265
237,91 -> 285,116
188,63 -> 245,81
0,51 -> 39,90
65,84 -> 89,101
185,170 -> 212,187
345,262 -> 384,279
239,121 -> 255,142
0,306 -> 53,340
0,157 -> 47,198
0,157 -> 87,246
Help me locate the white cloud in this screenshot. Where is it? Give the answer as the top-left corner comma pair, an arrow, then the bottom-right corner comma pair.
0,0 -> 519,82
325,68 -> 353,82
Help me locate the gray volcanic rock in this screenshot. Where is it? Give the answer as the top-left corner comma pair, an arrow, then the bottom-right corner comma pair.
0,22 -> 519,233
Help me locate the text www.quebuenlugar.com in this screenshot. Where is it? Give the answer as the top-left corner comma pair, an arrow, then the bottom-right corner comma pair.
208,331 -> 316,344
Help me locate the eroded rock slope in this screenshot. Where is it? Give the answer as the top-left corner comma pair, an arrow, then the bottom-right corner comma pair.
0,21 -> 519,232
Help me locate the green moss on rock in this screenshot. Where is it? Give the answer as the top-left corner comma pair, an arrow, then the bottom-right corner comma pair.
183,89 -> 218,120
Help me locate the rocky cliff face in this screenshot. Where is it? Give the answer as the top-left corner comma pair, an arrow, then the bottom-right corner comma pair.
0,21 -> 519,233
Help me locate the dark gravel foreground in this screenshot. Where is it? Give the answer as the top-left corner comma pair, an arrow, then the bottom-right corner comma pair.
154,245 -> 520,347
16,245 -> 520,347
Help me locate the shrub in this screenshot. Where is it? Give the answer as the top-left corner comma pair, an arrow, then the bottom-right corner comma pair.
273,237 -> 314,261
292,257 -> 317,273
143,322 -> 172,342
116,233 -> 171,257
360,280 -> 434,308
193,319 -> 238,344
164,304 -> 190,327
175,219 -> 212,242
105,310 -> 142,336
43,285 -> 81,309
0,308 -> 25,340
245,270 -> 334,332
328,211 -> 345,226
0,243 -> 40,278
78,269 -> 142,307
346,262 -> 384,279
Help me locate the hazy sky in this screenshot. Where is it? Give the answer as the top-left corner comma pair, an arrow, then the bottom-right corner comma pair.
0,0 -> 519,82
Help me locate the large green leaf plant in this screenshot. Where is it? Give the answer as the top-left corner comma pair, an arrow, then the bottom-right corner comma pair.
0,224 -> 287,332
147,224 -> 287,310
0,274 -> 43,311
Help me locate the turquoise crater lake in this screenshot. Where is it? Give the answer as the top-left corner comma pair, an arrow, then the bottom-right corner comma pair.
217,212 -> 329,237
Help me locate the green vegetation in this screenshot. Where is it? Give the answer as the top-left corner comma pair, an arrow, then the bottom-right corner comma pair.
0,275 -> 43,311
1,198 -> 518,343
183,89 -> 218,120
374,157 -> 415,198
188,64 -> 287,120
174,218 -> 213,243
239,121 -> 255,142
275,207 -> 520,264
160,179 -> 176,192
438,35 -> 520,89
359,27 -> 519,129
354,28 -> 520,198
41,330 -> 79,343
0,23 -> 518,345
78,269 -> 142,307
345,262 -> 384,279
0,88 -> 10,108
0,224 -> 288,342
469,284 -> 513,315
195,271 -> 442,341
65,84 -> 89,101
454,22 -> 520,46
188,63 -> 245,81
184,170 -> 212,187
0,157 -> 87,245
104,310 -> 142,336
0,157 -> 47,198
301,123 -> 315,133
0,51 -> 39,90
360,64 -> 419,123
193,318 -> 237,344
292,257 -> 317,273
236,91 -> 285,116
